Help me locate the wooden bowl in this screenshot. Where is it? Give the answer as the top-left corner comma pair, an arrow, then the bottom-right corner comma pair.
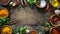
0,0 -> 10,5
35,0 -> 49,10
49,0 -> 59,8
1,25 -> 12,34
50,15 -> 60,27
49,27 -> 60,34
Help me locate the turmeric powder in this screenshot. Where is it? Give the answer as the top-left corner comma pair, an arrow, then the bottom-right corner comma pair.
1,25 -> 12,34
0,8 -> 8,18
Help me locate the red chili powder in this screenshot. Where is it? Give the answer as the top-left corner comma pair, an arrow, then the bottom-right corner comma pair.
30,30 -> 37,34
51,28 -> 60,34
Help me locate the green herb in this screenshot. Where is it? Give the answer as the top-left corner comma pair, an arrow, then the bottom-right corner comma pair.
19,26 -> 27,34
27,0 -> 36,8
45,22 -> 51,28
0,16 -> 12,28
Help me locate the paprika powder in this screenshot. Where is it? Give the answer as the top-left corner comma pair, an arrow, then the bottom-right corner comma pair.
50,27 -> 60,34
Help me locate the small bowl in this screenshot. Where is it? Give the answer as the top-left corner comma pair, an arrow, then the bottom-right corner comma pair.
36,0 -> 49,10
36,0 -> 46,8
49,26 -> 60,34
49,0 -> 59,8
1,25 -> 12,34
0,0 -> 10,5
50,15 -> 60,27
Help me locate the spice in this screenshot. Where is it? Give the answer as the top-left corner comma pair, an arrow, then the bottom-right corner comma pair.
1,25 -> 12,34
0,8 -> 8,18
30,30 -> 36,34
50,0 -> 59,7
51,28 -> 60,34
50,15 -> 60,26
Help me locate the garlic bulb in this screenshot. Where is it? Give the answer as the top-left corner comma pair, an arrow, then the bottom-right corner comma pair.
55,9 -> 60,15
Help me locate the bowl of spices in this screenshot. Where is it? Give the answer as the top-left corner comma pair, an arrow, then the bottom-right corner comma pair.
0,0 -> 10,5
50,0 -> 59,8
50,15 -> 60,26
1,25 -> 12,34
36,0 -> 49,10
50,26 -> 60,34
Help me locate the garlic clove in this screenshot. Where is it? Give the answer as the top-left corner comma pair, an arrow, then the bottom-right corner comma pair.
10,2 -> 13,5
12,3 -> 16,7
55,10 -> 60,15
26,29 -> 30,33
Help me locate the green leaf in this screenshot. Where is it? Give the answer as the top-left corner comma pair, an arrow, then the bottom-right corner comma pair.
27,0 -> 36,5
45,22 -> 50,27
20,26 -> 27,34
27,0 -> 36,8
0,16 -> 12,26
